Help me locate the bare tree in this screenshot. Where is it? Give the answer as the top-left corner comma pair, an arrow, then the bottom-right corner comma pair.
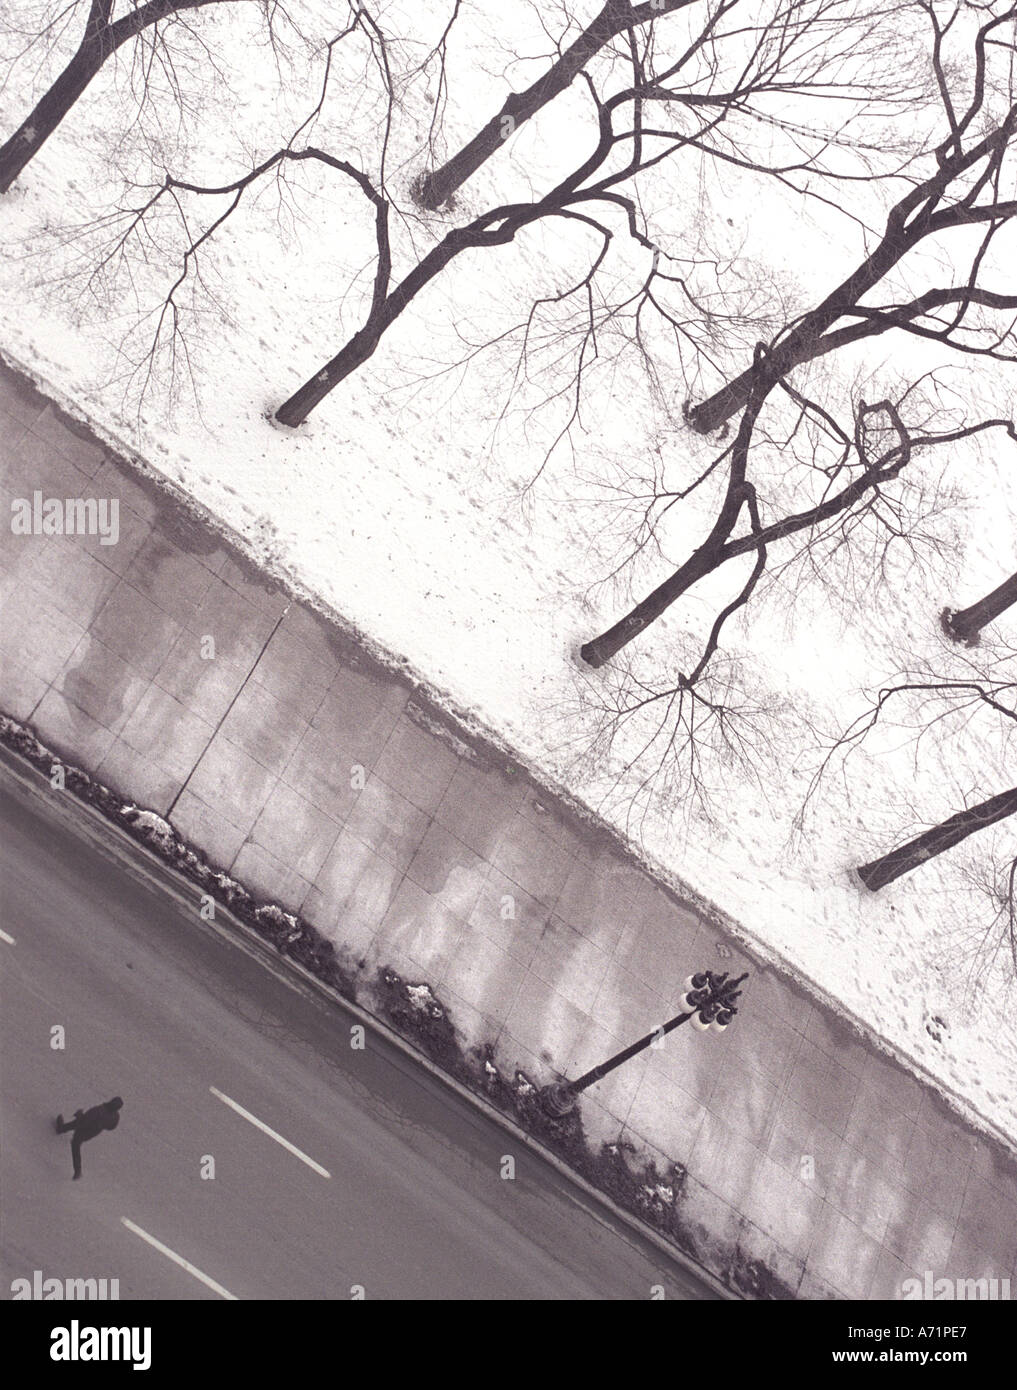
684,1 -> 1017,436
581,0 -> 1017,667
40,5 -> 402,407
550,620 -> 787,832
800,664 -> 1017,968
858,781 -> 1017,889
580,388 -> 1017,667
557,383 -> 1013,819
416,0 -> 705,210
270,0 -> 912,423
942,568 -> 1017,644
60,0 -> 913,420
0,0 -> 302,194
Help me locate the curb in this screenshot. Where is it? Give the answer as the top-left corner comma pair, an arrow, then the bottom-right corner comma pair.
0,741 -> 735,1301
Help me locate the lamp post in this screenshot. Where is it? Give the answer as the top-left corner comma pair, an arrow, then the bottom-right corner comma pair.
541,970 -> 748,1117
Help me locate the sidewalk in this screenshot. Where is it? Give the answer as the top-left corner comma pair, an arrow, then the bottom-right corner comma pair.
2,355 -> 1015,1300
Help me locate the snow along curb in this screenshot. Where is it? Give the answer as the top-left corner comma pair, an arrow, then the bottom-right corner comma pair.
0,718 -> 736,1300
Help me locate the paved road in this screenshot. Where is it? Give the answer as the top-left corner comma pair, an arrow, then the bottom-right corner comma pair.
0,770 -> 719,1300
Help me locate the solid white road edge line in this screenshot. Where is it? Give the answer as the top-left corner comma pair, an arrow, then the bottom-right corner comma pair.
120,1218 -> 238,1300
209,1086 -> 332,1178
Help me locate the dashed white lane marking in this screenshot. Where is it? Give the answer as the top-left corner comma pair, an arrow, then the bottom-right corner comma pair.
209,1086 -> 331,1179
0,928 -> 15,945
121,1218 -> 238,1300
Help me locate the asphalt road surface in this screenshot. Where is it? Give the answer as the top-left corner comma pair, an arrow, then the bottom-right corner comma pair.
0,769 -> 720,1301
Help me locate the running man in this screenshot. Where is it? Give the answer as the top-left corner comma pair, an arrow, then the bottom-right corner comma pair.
55,1097 -> 124,1179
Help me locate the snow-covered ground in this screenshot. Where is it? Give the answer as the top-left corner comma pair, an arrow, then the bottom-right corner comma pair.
2,0 -> 1016,1142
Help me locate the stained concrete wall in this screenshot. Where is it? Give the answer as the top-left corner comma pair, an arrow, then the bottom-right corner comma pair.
2,358 -> 1015,1299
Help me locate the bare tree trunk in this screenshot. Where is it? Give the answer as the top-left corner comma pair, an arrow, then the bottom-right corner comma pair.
0,0 -> 219,195
941,568 -> 1017,645
684,108 -> 1017,436
684,233 -> 913,434
0,51 -> 105,193
0,0 -> 115,193
580,545 -> 721,667
274,322 -> 385,427
274,224 -> 489,426
582,355 -> 773,667
416,0 -> 690,210
856,785 -> 1017,890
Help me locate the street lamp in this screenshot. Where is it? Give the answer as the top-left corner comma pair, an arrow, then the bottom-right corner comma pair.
540,970 -> 748,1117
